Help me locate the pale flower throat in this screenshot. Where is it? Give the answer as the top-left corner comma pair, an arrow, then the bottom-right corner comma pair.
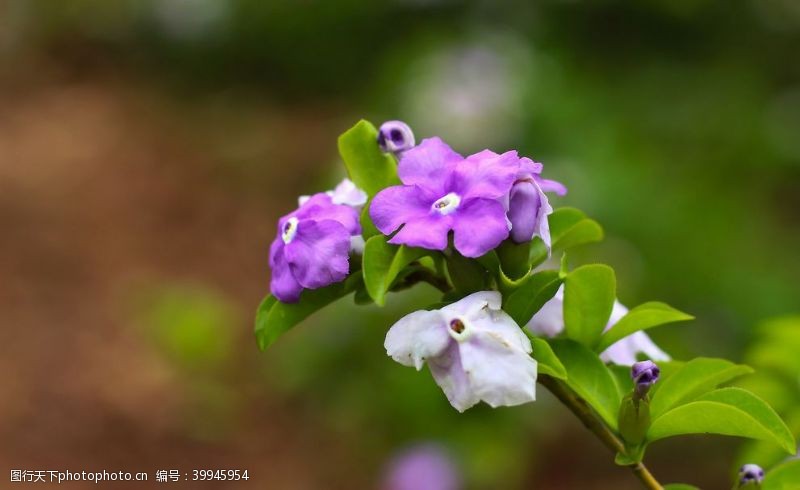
432,192 -> 461,215
281,217 -> 299,244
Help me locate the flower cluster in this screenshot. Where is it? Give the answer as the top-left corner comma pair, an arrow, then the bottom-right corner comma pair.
264,120 -> 670,412
268,179 -> 366,302
370,137 -> 565,258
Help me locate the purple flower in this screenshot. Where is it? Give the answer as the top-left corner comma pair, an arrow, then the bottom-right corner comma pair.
504,157 -> 567,246
370,137 -> 519,257
526,287 -> 670,366
631,360 -> 660,398
378,120 -> 416,154
382,444 -> 460,490
385,291 -> 537,412
738,464 -> 764,486
269,192 -> 361,303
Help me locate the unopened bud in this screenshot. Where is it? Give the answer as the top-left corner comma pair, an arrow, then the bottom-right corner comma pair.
377,120 -> 415,154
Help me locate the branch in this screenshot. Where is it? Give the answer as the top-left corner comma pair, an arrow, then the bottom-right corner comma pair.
539,375 -> 663,490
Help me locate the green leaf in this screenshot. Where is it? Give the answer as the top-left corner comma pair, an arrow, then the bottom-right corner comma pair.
662,484 -> 700,490
254,274 -> 362,350
337,120 -> 400,197
549,207 -> 604,251
359,205 -> 380,239
763,459 -> 800,490
502,270 -> 562,326
563,264 -> 616,347
529,336 -> 567,380
648,387 -> 796,454
650,357 -> 754,420
362,235 -> 427,306
596,302 -> 694,352
550,339 -> 622,429
496,239 -> 532,280
446,252 -> 488,293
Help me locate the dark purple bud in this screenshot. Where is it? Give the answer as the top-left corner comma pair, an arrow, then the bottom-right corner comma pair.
378,120 -> 415,154
738,464 -> 764,486
631,360 -> 660,398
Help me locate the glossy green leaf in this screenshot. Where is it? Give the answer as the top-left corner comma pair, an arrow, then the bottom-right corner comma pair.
446,252 -> 488,293
529,336 -> 567,380
763,459 -> 800,490
596,301 -> 694,352
663,484 -> 700,490
337,120 -> 400,197
359,205 -> 380,239
564,264 -> 616,347
254,274 -> 362,350
549,207 -> 604,251
362,235 -> 427,306
496,239 -> 532,280
502,270 -> 562,326
648,387 -> 796,454
650,357 -> 754,419
550,339 -> 622,429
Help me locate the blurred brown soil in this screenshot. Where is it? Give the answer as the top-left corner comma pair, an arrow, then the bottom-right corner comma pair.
0,59 -> 364,489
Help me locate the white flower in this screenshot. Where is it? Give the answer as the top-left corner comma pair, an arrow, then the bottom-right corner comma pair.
298,178 -> 368,209
527,286 -> 670,366
385,291 -> 537,412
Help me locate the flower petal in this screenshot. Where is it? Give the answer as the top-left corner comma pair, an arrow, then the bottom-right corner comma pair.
454,150 -> 519,200
534,175 -> 568,196
385,309 -> 450,370
600,331 -> 671,366
452,198 -> 509,257
459,334 -> 537,408
440,291 -> 502,318
388,213 -> 452,251
329,178 -> 368,208
526,285 -> 565,337
295,193 -> 361,235
269,239 -> 304,302
397,137 -> 462,192
428,343 -> 481,412
285,219 -> 351,289
370,185 -> 434,236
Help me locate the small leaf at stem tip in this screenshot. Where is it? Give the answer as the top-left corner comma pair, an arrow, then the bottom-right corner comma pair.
597,302 -> 694,352
254,274 -> 362,350
563,264 -> 616,348
337,120 -> 401,198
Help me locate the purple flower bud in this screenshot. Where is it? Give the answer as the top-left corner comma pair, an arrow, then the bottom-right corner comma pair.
631,360 -> 660,398
738,464 -> 764,486
378,120 -> 415,154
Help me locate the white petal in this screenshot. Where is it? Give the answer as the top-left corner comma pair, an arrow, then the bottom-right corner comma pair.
428,343 -> 481,412
459,335 -> 537,408
526,285 -> 565,337
385,310 -> 450,370
600,331 -> 670,366
440,291 -> 502,318
330,178 -> 368,207
349,235 -> 365,255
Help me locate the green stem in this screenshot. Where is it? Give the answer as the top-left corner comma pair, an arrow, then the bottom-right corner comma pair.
539,375 -> 663,490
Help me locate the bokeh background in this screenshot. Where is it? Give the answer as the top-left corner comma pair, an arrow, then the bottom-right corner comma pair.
2,1 -> 799,489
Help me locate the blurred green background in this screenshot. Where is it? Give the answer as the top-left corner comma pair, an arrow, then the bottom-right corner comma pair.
1,1 -> 798,488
